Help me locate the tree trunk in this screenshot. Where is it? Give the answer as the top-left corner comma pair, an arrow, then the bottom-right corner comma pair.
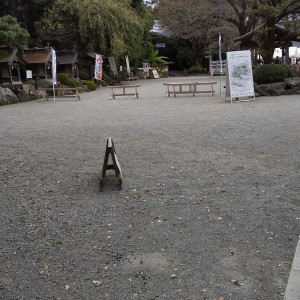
256,26 -> 276,64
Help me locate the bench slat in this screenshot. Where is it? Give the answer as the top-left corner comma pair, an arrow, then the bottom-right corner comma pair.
108,85 -> 140,100
163,81 -> 217,97
40,87 -> 80,101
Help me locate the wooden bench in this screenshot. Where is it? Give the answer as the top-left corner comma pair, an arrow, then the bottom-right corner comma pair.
40,87 -> 81,101
108,85 -> 140,100
128,72 -> 138,81
163,81 -> 217,97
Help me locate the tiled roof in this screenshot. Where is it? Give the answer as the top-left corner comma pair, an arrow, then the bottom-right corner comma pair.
22,48 -> 52,64
0,47 -> 26,64
56,50 -> 78,65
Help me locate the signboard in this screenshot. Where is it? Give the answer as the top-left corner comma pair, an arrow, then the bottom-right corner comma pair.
26,70 -> 32,79
99,137 -> 122,192
226,50 -> 255,102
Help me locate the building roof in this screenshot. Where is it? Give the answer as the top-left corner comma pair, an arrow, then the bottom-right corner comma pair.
87,52 -> 97,59
56,50 -> 78,65
234,23 -> 300,48
22,47 -> 52,64
0,46 -> 26,64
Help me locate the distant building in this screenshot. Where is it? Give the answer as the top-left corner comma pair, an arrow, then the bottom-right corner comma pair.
56,50 -> 79,78
22,47 -> 52,79
0,46 -> 26,84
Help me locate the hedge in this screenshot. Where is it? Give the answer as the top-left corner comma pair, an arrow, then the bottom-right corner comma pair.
253,64 -> 295,84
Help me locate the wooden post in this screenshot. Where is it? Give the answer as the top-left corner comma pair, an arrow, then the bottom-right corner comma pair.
99,137 -> 122,192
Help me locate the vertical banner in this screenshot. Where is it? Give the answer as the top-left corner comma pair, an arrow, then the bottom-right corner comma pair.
219,32 -> 222,96
125,55 -> 130,74
108,57 -> 118,76
52,48 -> 57,102
219,33 -> 222,73
52,49 -> 57,84
94,54 -> 103,80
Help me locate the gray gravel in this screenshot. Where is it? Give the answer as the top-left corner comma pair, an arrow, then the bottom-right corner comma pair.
0,76 -> 299,300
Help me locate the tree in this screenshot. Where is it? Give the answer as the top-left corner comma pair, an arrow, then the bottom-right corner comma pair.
0,15 -> 29,49
0,0 -> 56,47
251,1 -> 300,63
36,0 -> 154,60
156,0 -> 300,64
155,0 -> 225,65
214,0 -> 259,36
145,43 -> 168,67
218,0 -> 300,63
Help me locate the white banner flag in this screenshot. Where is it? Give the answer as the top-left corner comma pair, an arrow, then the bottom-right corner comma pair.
52,49 -> 57,84
125,55 -> 130,74
94,54 -> 103,80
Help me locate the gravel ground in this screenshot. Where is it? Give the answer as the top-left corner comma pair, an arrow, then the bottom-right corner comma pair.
0,76 -> 299,300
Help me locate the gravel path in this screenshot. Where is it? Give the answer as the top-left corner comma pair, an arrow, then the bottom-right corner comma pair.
0,76 -> 299,300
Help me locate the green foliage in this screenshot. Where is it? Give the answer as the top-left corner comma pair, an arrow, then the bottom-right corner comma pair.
176,47 -> 194,69
35,2 -> 76,44
38,0 -> 154,60
0,15 -> 29,49
145,43 -> 168,67
78,70 -> 90,80
253,64 -> 295,84
102,74 -> 121,86
83,80 -> 97,91
25,80 -> 36,86
187,65 -> 206,74
57,73 -> 80,87
1,0 -> 56,47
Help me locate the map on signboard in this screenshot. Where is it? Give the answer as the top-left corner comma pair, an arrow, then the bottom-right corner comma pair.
226,50 -> 255,100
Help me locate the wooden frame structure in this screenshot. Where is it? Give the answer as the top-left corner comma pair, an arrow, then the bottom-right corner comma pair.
56,50 -> 79,78
163,81 -> 217,97
0,46 -> 26,84
22,47 -> 52,80
99,137 -> 122,192
108,85 -> 140,99
40,87 -> 81,101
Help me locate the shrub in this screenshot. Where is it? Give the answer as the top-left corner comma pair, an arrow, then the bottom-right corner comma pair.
83,80 -> 97,91
253,64 -> 295,84
78,70 -> 90,80
176,47 -> 194,69
57,73 -> 80,88
102,74 -> 121,86
25,80 -> 36,86
188,65 -> 206,74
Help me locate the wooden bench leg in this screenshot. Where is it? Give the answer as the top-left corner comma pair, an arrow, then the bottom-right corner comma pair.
42,90 -> 47,101
76,89 -> 81,101
110,88 -> 115,100
192,84 -> 195,96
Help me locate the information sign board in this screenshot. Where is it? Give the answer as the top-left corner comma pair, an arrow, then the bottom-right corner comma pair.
226,50 -> 255,102
26,70 -> 32,79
